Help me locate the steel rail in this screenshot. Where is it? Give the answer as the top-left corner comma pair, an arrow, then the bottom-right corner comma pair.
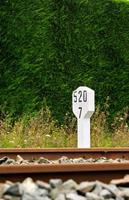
0,148 -> 129,183
0,148 -> 129,159
0,163 -> 129,183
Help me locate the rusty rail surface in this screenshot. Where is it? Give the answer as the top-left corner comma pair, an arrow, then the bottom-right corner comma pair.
0,148 -> 129,183
0,147 -> 129,159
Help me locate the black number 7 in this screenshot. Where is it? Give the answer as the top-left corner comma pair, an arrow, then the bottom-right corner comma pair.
78,107 -> 82,118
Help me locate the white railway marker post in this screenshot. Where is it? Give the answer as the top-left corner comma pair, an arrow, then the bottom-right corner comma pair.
72,86 -> 95,148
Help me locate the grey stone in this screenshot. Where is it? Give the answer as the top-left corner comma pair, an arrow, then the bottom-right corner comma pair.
15,155 -> 25,164
2,195 -> 12,200
20,178 -> 38,195
3,177 -> 129,200
51,188 -> 60,199
0,157 -> 8,164
22,193 -> 35,200
4,183 -> 14,195
4,183 -> 20,196
96,181 -> 120,197
5,181 -> 13,186
5,159 -> 15,165
51,187 -> 64,199
86,192 -> 103,200
49,179 -> 62,188
63,180 -> 78,190
38,157 -> 51,164
42,197 -> 51,200
35,188 -> 48,196
72,158 -> 85,164
16,155 -> 24,162
3,195 -> 14,199
22,192 -> 49,200
92,183 -> 102,195
20,161 -> 29,165
105,199 -> 115,200
55,193 -> 66,200
0,155 -> 129,165
85,158 -> 95,163
4,196 -> 20,200
58,156 -> 70,164
66,193 -> 86,200
100,189 -> 112,198
115,197 -> 125,200
95,157 -> 108,163
111,174 -> 129,186
36,180 -> 50,190
118,187 -> 129,198
77,182 -> 95,194
51,187 -> 76,199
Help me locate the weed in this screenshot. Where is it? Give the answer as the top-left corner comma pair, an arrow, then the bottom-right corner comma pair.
0,106 -> 129,148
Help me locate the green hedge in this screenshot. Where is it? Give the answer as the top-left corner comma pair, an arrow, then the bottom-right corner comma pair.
0,0 -> 129,122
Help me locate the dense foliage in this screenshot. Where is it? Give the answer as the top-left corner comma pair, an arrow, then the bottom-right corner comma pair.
0,0 -> 129,122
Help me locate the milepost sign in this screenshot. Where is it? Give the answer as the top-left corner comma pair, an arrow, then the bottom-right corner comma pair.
72,86 -> 95,148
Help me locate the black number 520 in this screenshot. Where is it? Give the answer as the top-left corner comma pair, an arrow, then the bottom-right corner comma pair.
74,90 -> 87,103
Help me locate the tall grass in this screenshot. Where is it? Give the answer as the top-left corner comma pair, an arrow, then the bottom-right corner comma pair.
0,107 -> 129,148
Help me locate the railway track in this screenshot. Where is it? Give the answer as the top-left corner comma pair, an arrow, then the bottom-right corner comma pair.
1,147 -> 129,160
0,148 -> 129,183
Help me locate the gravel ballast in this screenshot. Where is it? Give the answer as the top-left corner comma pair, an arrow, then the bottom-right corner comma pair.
1,175 -> 129,200
0,155 -> 129,165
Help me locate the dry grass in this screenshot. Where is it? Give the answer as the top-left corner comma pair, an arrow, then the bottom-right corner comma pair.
91,106 -> 129,147
0,108 -> 76,148
0,106 -> 129,148
91,106 -> 112,147
111,108 -> 129,147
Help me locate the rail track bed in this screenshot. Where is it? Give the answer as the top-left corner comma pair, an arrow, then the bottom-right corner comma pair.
0,148 -> 129,183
